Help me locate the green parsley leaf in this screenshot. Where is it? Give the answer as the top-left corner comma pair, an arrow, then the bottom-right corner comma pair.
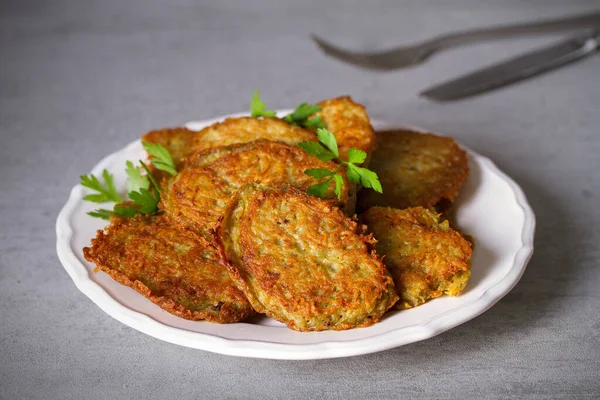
84,144 -> 176,220
125,161 -> 150,193
305,169 -> 344,200
346,163 -> 361,184
81,194 -> 111,203
304,168 -> 335,178
299,126 -> 382,200
316,128 -> 339,158
333,174 -> 343,200
87,209 -> 113,220
307,177 -> 333,199
303,116 -> 327,130
142,142 -> 177,176
80,169 -> 123,203
286,103 -> 321,121
139,161 -> 162,194
347,148 -> 367,164
298,141 -> 337,162
250,93 -> 327,129
129,188 -> 160,214
112,204 -> 140,219
97,187 -> 160,220
347,164 -> 383,193
250,90 -> 277,118
283,103 -> 323,128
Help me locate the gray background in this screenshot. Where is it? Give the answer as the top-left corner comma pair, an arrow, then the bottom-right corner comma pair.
1,0 -> 599,398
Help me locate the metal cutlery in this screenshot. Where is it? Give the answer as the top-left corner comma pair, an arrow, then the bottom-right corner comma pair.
420,30 -> 600,101
311,11 -> 600,71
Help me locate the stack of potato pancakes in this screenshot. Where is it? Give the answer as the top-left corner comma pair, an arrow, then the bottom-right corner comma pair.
84,97 -> 472,331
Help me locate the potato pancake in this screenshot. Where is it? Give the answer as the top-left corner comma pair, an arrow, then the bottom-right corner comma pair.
83,215 -> 254,323
161,140 -> 356,238
317,96 -> 376,160
189,116 -> 316,152
216,185 -> 398,331
141,96 -> 375,167
357,129 -> 468,212
360,206 -> 472,310
141,118 -> 314,173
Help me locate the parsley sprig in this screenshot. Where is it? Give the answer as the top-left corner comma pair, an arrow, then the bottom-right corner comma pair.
142,142 -> 177,176
250,90 -> 277,118
250,91 -> 326,129
299,128 -> 382,200
80,170 -> 123,203
124,161 -> 149,193
283,103 -> 327,130
81,142 -> 177,220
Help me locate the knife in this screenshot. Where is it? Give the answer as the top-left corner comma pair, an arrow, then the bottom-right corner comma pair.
420,30 -> 600,101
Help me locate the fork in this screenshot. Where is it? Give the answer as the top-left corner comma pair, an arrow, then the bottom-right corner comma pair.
311,11 -> 600,71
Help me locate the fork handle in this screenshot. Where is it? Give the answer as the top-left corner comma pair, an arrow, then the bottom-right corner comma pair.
422,12 -> 600,51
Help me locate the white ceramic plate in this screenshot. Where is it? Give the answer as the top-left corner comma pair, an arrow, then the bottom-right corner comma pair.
56,112 -> 535,360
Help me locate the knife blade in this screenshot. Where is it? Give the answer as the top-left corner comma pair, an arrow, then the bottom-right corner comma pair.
420,30 -> 600,101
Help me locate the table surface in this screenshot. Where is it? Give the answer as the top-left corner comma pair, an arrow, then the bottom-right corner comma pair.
2,1 -> 599,398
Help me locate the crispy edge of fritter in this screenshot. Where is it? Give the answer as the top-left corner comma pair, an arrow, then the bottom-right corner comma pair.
317,96 -> 376,161
357,129 -> 469,213
83,215 -> 254,323
359,206 -> 472,310
215,185 -> 398,331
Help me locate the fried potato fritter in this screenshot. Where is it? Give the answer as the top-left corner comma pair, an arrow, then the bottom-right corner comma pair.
161,140 -> 356,238
317,96 -> 376,160
360,206 -> 472,310
141,127 -> 198,170
141,118 -> 315,174
83,215 -> 254,323
357,130 -> 469,212
190,117 -> 316,152
141,97 -> 375,167
216,185 -> 398,331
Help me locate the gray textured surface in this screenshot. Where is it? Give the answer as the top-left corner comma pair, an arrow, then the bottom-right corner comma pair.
1,0 -> 599,398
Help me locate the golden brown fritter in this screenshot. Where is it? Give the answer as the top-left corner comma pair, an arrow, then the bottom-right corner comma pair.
141,118 -> 315,176
190,117 -> 316,152
357,129 -> 469,212
161,140 -> 356,238
317,96 -> 376,160
216,185 -> 398,331
83,215 -> 254,323
359,206 -> 472,310
141,97 -> 375,166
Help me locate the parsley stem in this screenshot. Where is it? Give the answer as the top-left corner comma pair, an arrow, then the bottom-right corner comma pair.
139,161 -> 162,194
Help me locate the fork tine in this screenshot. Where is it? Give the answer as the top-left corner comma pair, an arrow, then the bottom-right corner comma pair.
311,34 -> 406,71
